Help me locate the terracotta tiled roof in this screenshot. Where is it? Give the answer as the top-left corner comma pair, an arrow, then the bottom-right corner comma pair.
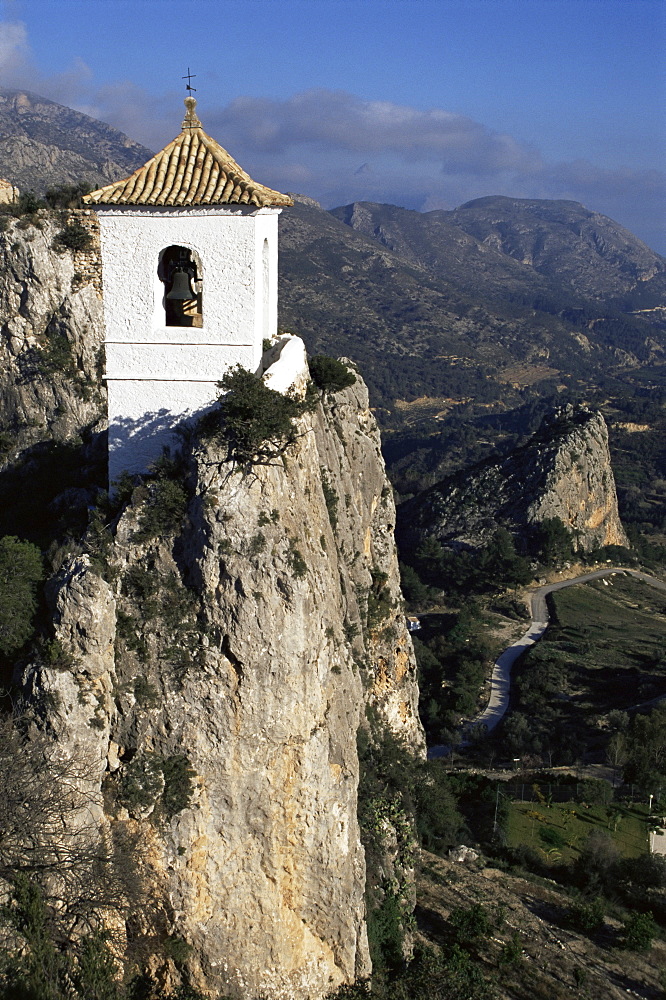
83,98 -> 292,209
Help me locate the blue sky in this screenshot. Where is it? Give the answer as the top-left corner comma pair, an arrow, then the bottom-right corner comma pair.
1,0 -> 664,251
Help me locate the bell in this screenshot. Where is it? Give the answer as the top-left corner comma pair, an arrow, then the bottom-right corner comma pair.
167,268 -> 195,300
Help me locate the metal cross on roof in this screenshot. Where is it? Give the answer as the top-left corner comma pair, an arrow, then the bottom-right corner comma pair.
182,68 -> 197,93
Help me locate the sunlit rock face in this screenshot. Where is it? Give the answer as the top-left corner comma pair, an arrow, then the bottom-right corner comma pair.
398,404 -> 628,553
0,212 -> 105,463
27,365 -> 422,998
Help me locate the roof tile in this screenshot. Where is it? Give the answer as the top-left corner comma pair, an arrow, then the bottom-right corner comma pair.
84,98 -> 292,209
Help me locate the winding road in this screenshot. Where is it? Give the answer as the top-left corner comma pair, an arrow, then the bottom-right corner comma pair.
428,567 -> 666,759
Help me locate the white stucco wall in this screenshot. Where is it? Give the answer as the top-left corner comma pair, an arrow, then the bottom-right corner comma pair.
107,379 -> 223,483
96,205 -> 282,480
97,205 -> 280,349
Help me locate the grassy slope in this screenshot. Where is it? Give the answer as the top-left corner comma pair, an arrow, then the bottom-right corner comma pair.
416,850 -> 666,1000
508,574 -> 666,759
506,800 -> 648,865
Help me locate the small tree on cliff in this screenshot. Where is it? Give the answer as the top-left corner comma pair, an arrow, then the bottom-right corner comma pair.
0,535 -> 43,657
308,355 -> 357,395
199,365 -> 317,466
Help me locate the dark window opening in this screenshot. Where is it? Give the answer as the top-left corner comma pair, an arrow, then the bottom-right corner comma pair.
158,245 -> 203,327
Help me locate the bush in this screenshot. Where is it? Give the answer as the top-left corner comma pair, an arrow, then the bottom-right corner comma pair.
448,904 -> 493,947
309,355 -> 357,394
366,891 -> 405,973
320,468 -> 339,528
160,755 -> 196,818
567,897 -> 605,934
0,535 -> 43,657
134,477 -> 187,542
44,183 -> 92,210
622,910 -> 657,951
539,826 -> 567,849
53,221 -> 92,252
118,753 -> 195,819
200,365 -> 317,465
4,190 -> 45,219
118,755 -> 164,815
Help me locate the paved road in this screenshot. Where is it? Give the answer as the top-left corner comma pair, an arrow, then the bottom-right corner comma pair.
531,566 -> 666,621
428,566 -> 666,760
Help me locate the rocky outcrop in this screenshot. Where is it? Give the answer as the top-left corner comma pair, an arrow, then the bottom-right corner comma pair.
20,363 -> 423,998
0,211 -> 105,462
0,178 -> 18,204
398,404 -> 628,553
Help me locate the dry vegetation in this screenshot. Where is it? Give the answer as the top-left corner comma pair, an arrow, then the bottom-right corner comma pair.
417,851 -> 666,1000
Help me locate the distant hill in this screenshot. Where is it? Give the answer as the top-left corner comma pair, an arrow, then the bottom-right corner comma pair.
0,89 -> 153,195
279,197 -> 665,423
330,196 -> 666,308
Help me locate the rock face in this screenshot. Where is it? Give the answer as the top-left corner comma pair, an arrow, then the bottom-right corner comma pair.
398,405 -> 628,553
21,365 -> 423,998
0,211 -> 105,461
0,178 -> 18,204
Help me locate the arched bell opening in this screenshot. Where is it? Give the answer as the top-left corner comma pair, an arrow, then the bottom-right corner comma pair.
158,245 -> 203,328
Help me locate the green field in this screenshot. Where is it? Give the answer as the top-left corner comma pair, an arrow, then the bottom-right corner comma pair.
550,574 -> 666,677
506,798 -> 649,866
507,573 -> 666,759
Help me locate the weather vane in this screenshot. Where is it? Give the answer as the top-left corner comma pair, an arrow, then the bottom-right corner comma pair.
182,68 -> 197,93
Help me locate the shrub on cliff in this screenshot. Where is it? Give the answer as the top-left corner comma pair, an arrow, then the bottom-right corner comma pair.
53,221 -> 93,252
309,355 -> 357,394
44,182 -> 92,210
200,365 -> 317,465
0,535 -> 43,656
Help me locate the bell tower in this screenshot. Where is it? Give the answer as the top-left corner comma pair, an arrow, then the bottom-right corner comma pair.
84,97 -> 292,484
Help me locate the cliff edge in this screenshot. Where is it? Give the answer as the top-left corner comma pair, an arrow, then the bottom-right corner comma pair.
19,352 -> 423,997
398,404 -> 628,554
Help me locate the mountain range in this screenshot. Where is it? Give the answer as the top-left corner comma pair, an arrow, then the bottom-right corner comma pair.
1,88 -> 664,434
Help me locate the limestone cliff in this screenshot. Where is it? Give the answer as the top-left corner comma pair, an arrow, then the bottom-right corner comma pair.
398,404 -> 628,554
0,210 -> 104,463
20,363 -> 423,998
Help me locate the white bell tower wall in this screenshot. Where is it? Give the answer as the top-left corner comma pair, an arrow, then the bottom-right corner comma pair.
96,204 -> 281,482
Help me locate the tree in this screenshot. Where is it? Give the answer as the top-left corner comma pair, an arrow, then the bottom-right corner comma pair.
0,536 -> 43,656
413,536 -> 446,585
572,830 -> 620,893
478,528 -> 531,591
606,732 -> 627,785
532,517 -> 574,566
624,706 -> 666,793
0,717 -> 143,933
200,365 -> 317,465
399,562 -> 432,604
308,355 -> 357,394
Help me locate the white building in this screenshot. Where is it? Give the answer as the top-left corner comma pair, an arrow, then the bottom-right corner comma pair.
84,96 -> 292,484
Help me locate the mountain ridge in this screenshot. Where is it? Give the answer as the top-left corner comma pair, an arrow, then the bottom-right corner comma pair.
0,88 -> 153,195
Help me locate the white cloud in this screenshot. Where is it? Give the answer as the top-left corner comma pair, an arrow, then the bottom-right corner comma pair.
0,19 -> 29,81
207,89 -> 543,176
